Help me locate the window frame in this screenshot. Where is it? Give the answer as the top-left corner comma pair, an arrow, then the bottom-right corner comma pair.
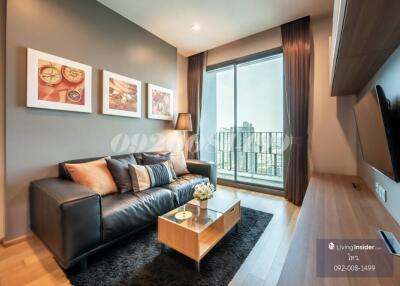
206,47 -> 287,193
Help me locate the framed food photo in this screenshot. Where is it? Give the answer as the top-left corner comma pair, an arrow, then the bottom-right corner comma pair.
102,70 -> 141,118
27,48 -> 92,113
147,84 -> 174,120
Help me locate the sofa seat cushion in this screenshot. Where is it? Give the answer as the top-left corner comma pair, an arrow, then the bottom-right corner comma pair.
101,187 -> 174,242
163,174 -> 209,206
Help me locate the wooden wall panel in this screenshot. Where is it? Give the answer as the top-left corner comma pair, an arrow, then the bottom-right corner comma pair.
332,0 -> 400,96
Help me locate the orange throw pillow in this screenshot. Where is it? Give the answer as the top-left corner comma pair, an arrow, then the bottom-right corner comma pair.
65,158 -> 117,196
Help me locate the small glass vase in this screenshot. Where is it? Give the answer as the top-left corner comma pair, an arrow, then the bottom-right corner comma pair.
199,200 -> 208,209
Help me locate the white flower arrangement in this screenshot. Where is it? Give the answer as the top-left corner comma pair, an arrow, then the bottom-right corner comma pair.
193,183 -> 215,201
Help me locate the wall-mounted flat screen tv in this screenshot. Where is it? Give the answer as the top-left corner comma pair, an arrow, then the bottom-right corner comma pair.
354,85 -> 400,182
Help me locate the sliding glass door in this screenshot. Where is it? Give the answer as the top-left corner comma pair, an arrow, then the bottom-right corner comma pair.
203,52 -> 285,189
235,55 -> 284,188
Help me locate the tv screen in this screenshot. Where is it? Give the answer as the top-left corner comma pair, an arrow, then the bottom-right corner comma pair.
354,85 -> 400,181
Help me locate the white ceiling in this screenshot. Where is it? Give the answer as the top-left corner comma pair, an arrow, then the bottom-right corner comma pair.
98,0 -> 333,57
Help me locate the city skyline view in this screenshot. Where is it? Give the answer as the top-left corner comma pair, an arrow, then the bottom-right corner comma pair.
215,54 -> 284,133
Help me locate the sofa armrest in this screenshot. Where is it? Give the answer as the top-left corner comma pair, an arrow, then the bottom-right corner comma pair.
29,178 -> 101,268
186,159 -> 217,186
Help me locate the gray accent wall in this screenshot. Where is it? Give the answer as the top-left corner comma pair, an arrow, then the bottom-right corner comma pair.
5,0 -> 179,239
358,46 -> 400,224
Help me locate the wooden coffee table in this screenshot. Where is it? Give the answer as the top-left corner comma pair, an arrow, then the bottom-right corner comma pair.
158,192 -> 241,272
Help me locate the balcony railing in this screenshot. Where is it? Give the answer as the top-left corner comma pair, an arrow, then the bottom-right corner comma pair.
216,132 -> 284,181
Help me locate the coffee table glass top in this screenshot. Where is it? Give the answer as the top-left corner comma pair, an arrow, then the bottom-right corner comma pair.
160,203 -> 222,233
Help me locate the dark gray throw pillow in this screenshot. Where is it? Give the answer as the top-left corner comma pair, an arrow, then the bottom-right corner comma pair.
106,154 -> 137,193
141,153 -> 171,165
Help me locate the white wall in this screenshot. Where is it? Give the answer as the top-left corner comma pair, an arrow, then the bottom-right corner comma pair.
207,27 -> 282,66
177,53 -> 188,113
176,53 -> 189,155
308,15 -> 357,175
357,46 -> 400,224
0,0 -> 5,239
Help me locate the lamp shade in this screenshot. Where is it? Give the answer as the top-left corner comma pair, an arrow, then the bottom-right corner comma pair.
175,113 -> 193,131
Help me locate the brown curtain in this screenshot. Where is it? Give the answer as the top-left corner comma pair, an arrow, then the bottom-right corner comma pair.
187,52 -> 206,159
281,17 -> 311,205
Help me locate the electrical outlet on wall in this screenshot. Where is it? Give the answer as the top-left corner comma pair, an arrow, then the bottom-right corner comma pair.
375,182 -> 381,199
380,185 -> 387,202
375,183 -> 387,203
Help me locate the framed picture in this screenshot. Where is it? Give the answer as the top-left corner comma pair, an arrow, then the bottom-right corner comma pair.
102,70 -> 141,118
27,48 -> 92,113
147,84 -> 174,120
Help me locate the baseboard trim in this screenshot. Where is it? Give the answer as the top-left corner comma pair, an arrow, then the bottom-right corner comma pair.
218,179 -> 285,197
2,233 -> 33,247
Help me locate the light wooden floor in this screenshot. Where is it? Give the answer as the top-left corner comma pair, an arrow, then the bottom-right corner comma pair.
0,186 -> 300,286
221,187 -> 300,286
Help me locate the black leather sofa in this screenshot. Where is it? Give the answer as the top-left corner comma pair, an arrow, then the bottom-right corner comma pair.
29,152 -> 216,269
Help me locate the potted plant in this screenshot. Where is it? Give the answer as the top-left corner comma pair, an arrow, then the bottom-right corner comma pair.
193,183 -> 215,209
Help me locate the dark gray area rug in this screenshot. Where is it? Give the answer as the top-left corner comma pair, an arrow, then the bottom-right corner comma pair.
66,207 -> 273,286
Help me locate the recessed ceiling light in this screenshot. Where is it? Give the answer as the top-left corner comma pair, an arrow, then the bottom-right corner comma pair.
191,24 -> 201,31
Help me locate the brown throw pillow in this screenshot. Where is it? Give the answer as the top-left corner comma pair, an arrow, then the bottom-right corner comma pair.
171,152 -> 189,176
65,158 -> 117,196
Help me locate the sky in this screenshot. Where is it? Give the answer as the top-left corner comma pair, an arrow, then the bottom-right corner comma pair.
215,55 -> 284,132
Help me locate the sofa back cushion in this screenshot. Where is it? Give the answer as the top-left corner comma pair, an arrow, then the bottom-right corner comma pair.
65,158 -> 117,196
106,154 -> 137,193
129,161 -> 175,192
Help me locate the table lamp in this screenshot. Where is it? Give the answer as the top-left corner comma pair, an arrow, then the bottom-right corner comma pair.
175,113 -> 193,132
175,113 -> 193,158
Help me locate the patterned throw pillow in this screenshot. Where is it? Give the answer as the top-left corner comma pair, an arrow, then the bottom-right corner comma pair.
140,153 -> 177,179
129,161 -> 175,192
